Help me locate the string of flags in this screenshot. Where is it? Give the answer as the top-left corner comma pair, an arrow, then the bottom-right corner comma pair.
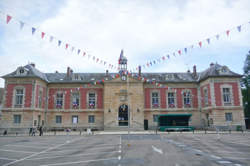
1,12 -> 119,71
1,11 -> 250,72
132,21 -> 250,72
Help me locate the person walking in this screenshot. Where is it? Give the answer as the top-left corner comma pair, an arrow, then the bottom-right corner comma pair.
29,128 -> 32,136
31,127 -> 36,136
39,126 -> 43,136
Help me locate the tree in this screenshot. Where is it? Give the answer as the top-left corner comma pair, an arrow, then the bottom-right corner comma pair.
242,51 -> 250,118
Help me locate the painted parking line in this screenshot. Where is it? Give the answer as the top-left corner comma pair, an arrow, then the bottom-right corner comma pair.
46,146 -> 116,154
0,157 -> 17,161
26,150 -> 121,161
152,145 -> 163,154
5,144 -> 49,149
217,161 -> 232,164
39,157 -> 118,166
3,137 -> 83,166
0,149 -> 35,154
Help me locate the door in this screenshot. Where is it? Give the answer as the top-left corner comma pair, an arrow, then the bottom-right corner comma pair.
118,104 -> 128,126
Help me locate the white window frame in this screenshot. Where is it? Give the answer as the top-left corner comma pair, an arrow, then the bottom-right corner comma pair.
55,92 -> 64,109
71,92 -> 80,109
182,90 -> 192,108
225,112 -> 233,122
221,85 -> 233,106
13,87 -> 25,108
72,115 -> 78,124
88,115 -> 95,123
55,115 -> 62,124
87,91 -> 97,109
167,91 -> 176,108
151,90 -> 160,108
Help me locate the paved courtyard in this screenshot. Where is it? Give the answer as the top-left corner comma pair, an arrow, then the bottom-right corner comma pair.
0,133 -> 250,166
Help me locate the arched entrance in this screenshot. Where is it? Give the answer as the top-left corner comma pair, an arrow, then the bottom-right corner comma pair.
118,104 -> 128,126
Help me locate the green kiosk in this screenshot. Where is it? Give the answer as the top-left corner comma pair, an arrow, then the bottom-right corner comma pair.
157,114 -> 194,131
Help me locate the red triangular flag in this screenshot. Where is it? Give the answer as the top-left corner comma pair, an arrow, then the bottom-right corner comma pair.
178,50 -> 181,55
226,30 -> 230,36
41,32 -> 45,39
6,15 -> 12,24
66,44 -> 69,49
199,41 -> 202,48
83,52 -> 86,56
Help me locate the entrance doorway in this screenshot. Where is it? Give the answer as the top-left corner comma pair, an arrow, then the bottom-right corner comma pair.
118,104 -> 128,126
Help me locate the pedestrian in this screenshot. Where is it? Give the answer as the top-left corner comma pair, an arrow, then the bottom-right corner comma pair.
32,127 -> 36,136
29,128 -> 32,136
39,126 -> 43,136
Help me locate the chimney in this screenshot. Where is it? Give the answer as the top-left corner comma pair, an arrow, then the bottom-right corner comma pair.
55,70 -> 59,73
67,67 -> 70,77
210,63 -> 214,67
187,69 -> 190,73
138,66 -> 141,77
30,63 -> 35,68
106,70 -> 109,76
193,65 -> 197,77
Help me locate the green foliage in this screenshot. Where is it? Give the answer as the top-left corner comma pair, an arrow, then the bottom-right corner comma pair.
242,51 -> 250,118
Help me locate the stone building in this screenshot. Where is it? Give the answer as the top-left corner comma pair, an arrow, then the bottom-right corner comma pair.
0,53 -> 246,132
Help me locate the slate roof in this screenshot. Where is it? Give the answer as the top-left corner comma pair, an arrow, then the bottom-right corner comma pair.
2,63 -> 241,84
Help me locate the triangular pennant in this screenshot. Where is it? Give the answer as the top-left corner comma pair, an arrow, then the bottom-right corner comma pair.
153,60 -> 156,64
167,55 -> 170,59
237,25 -> 241,32
77,49 -> 81,54
6,15 -> 12,24
65,44 -> 69,49
71,47 -> 75,52
226,30 -> 230,36
206,38 -> 210,44
199,41 -> 202,47
162,56 -> 165,60
184,48 -> 187,53
58,40 -> 62,46
41,32 -> 45,39
150,62 -> 152,66
49,36 -> 54,42
32,27 -> 36,35
173,52 -> 176,56
19,21 -> 24,30
178,50 -> 181,55
83,52 -> 86,56
216,34 -> 220,40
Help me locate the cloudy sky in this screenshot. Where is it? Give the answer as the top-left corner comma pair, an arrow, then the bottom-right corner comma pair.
0,0 -> 250,87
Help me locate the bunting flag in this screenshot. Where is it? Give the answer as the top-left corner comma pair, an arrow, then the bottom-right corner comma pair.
206,38 -> 210,44
19,21 -> 24,30
65,44 -> 69,49
167,55 -> 170,59
77,49 -> 81,54
41,32 -> 45,39
58,40 -> 62,46
237,25 -> 241,32
173,52 -> 176,56
216,34 -> 220,40
6,15 -> 12,24
162,56 -> 165,60
83,52 -> 86,56
32,27 -> 36,35
184,48 -> 187,54
226,30 -> 230,36
49,36 -> 54,42
71,47 -> 75,52
178,50 -> 181,55
199,41 -> 202,47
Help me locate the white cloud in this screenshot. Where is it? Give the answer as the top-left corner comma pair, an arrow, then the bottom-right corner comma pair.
0,0 -> 250,87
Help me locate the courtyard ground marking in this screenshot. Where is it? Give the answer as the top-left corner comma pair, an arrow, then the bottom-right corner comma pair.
0,157 -> 17,161
152,145 -> 163,154
0,149 -> 35,154
39,157 -> 118,166
44,146 -> 116,154
26,150 -> 121,161
4,144 -> 49,149
2,137 -> 83,166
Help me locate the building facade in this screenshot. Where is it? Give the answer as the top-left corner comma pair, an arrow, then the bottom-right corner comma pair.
0,54 -> 246,132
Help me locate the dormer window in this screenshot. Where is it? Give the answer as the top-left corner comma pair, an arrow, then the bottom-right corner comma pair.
220,66 -> 229,74
16,67 -> 28,75
73,74 -> 81,81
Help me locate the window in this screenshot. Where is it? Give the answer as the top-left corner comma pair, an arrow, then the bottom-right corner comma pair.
88,115 -> 95,123
152,92 -> 159,108
56,93 -> 63,109
204,89 -> 208,106
88,92 -> 96,109
72,116 -> 78,124
183,91 -> 192,108
167,92 -> 175,108
225,113 -> 233,122
13,115 -> 21,124
223,88 -> 231,105
38,90 -> 43,108
56,116 -> 62,124
72,92 -> 80,109
153,115 -> 158,122
15,89 -> 24,107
